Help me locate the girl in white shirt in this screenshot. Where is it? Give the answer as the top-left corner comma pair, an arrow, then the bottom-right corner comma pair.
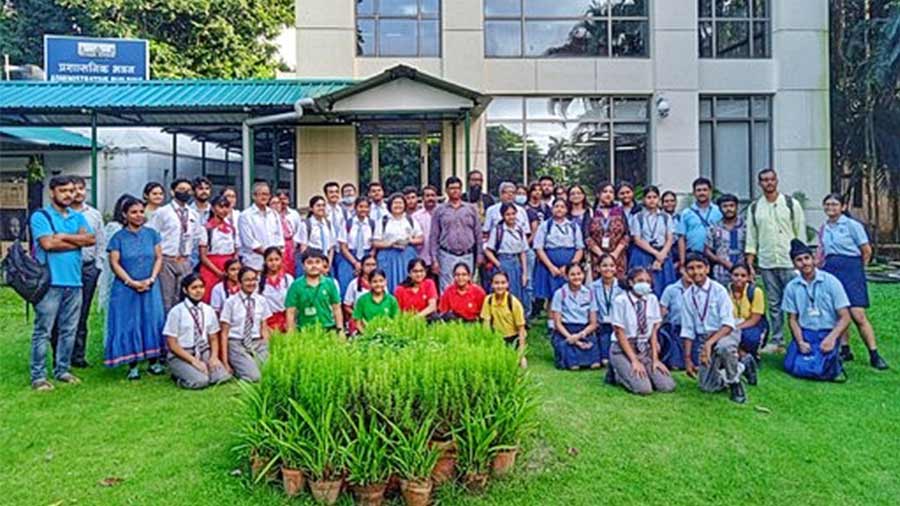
258,246 -> 294,333
336,197 -> 375,298
209,258 -> 242,315
164,274 -> 233,389
373,193 -> 424,294
343,255 -> 377,335
219,267 -> 272,382
298,195 -> 339,268
199,195 -> 238,303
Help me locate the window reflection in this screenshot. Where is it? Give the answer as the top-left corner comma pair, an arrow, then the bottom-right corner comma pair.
357,0 -> 441,57
699,0 -> 769,58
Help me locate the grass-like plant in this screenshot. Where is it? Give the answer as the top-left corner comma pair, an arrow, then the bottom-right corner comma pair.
285,399 -> 344,481
384,410 -> 441,481
342,409 -> 392,486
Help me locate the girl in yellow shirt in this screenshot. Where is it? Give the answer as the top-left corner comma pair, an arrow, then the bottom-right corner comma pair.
728,264 -> 768,382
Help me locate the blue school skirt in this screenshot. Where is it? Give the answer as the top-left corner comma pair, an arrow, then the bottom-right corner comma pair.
489,253 -> 525,304
377,246 -> 417,295
534,247 -> 576,299
552,322 -> 601,369
597,323 -> 613,362
335,249 -> 370,298
658,323 -> 686,370
628,247 -> 676,298
823,254 -> 869,308
740,319 -> 768,356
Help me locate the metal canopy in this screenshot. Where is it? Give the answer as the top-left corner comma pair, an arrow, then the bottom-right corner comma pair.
0,127 -> 100,150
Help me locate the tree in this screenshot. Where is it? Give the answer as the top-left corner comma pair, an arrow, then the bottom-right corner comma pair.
0,0 -> 90,66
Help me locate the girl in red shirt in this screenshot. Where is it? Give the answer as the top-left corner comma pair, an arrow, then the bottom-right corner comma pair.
394,258 -> 438,319
438,262 -> 486,321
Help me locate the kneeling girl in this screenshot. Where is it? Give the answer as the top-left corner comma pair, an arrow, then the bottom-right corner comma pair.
550,262 -> 600,370
219,267 -> 272,382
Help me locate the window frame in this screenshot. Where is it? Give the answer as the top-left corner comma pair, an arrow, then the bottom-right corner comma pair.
698,0 -> 771,59
356,0 -> 442,58
483,0 -> 651,59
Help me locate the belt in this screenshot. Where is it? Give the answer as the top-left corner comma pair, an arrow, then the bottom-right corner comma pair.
163,255 -> 189,262
439,246 -> 472,257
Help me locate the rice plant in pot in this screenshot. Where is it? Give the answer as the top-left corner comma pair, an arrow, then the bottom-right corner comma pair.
385,412 -> 441,506
490,381 -> 536,478
232,381 -> 279,483
342,409 -> 392,506
272,404 -> 312,497
456,404 -> 499,494
287,399 -> 345,505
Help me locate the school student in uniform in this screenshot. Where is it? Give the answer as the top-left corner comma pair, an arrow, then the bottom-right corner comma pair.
590,253 -> 624,365
300,195 -> 339,268
219,267 -> 272,382
680,253 -> 748,404
163,275 -> 232,389
438,263 -> 487,322
481,271 -> 528,368
394,258 -> 439,319
285,249 -> 343,331
270,193 -> 297,277
374,193 -> 424,295
352,269 -> 400,331
659,276 -> 692,370
550,263 -> 600,371
534,198 -> 585,303
661,191 -> 682,274
782,240 -> 854,380
258,247 -> 294,333
198,195 -> 238,303
608,267 -> 676,395
209,258 -> 242,315
344,256 -> 377,335
484,202 -> 529,303
818,194 -> 889,369
336,197 -> 375,298
728,263 -> 767,377
629,186 -> 676,297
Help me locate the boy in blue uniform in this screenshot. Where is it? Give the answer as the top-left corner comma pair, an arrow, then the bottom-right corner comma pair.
659,277 -> 691,370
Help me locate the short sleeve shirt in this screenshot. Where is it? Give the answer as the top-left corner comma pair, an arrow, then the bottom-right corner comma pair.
632,210 -> 674,248
480,293 -> 526,337
550,284 -> 597,324
730,284 -> 766,321
821,215 -> 868,258
163,300 -> 220,349
677,203 -> 722,253
659,281 -> 688,326
31,206 -> 92,287
352,292 -> 400,322
220,292 -> 272,340
610,292 -> 662,343
533,219 -> 584,250
284,276 -> 341,328
486,223 -> 529,255
782,270 -> 850,330
590,279 -> 624,324
679,279 -> 736,340
438,284 -> 486,321
394,279 -> 438,313
375,215 -> 422,244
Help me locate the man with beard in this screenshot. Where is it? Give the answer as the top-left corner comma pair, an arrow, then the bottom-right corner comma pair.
29,176 -> 96,390
190,177 -> 213,223
705,194 -> 747,285
539,175 -> 555,206
465,170 -> 494,216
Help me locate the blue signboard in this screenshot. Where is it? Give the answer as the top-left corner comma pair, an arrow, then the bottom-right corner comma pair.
44,35 -> 149,82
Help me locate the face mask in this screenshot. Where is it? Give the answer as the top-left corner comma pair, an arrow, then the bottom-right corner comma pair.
514,195 -> 527,205
341,196 -> 355,206
174,191 -> 192,204
633,282 -> 652,297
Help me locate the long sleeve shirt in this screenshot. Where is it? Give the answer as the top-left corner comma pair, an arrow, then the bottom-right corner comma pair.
238,205 -> 284,270
745,193 -> 806,269
428,201 -> 483,262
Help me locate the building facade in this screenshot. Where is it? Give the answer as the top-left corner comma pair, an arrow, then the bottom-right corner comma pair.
294,0 -> 829,212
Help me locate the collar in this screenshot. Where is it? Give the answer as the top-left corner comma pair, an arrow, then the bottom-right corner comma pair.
798,269 -> 824,287
184,298 -> 203,310
691,202 -> 712,212
491,292 -> 509,305
249,205 -> 271,216
239,291 -> 255,302
827,215 -> 849,227
46,204 -> 70,218
693,278 -> 712,292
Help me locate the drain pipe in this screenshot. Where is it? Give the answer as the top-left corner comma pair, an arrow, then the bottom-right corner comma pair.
241,97 -> 315,207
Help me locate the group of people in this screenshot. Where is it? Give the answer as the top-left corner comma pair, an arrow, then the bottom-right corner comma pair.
27,168 -> 889,405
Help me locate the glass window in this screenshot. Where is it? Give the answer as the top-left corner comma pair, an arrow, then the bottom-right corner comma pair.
486,95 -> 650,190
699,95 -> 772,199
485,0 -> 648,58
357,0 -> 441,57
698,0 -> 770,58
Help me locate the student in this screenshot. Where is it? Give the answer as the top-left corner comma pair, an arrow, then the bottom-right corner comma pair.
323,181 -> 348,241
659,276 -> 692,370
608,267 -> 675,395
336,197 -> 375,298
677,178 -> 722,271
728,263 -> 767,375
284,249 -> 343,331
300,195 -> 338,268
524,182 -> 551,318
209,258 -> 242,315
590,254 -> 624,365
219,267 -> 272,382
438,263 -> 487,322
680,253 -> 748,404
617,181 -> 641,220
782,239 -> 854,380
481,271 -> 528,368
705,194 -> 747,285
105,196 -> 166,380
270,194 -> 297,277
259,247 -> 294,333
534,198 -> 585,302
484,202 -> 529,305
585,182 -> 629,279
818,194 -> 888,369
340,183 -> 358,219
344,256 -> 378,334
367,181 -> 389,223
661,190 -> 682,274
164,275 -> 232,389
374,193 -> 423,294
629,186 -> 675,297
220,187 -> 243,238
352,269 -> 400,331
198,195 -> 238,303
550,263 -> 600,370
394,258 -> 439,319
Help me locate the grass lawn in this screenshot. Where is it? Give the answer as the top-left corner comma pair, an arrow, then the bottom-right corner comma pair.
1,285 -> 899,506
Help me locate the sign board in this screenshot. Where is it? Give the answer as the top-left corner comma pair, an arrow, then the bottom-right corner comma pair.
44,35 -> 149,82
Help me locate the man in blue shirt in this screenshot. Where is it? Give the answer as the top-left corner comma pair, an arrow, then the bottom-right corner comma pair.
677,178 -> 722,275
29,176 -> 95,391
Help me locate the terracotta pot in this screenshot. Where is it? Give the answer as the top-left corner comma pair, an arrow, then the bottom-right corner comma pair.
384,475 -> 401,499
463,472 -> 489,494
400,478 -> 433,506
281,467 -> 306,497
431,453 -> 457,486
309,478 -> 343,505
249,454 -> 276,482
351,482 -> 387,506
491,448 -> 518,477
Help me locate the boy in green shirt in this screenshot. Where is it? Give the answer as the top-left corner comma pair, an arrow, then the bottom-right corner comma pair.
286,249 -> 343,331
351,269 -> 399,331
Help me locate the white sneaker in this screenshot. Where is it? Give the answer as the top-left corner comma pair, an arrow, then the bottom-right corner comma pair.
761,343 -> 785,354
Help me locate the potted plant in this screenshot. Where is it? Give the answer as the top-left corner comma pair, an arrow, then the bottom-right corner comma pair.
288,399 -> 345,505
490,383 -> 536,478
232,382 -> 279,483
456,405 -> 498,494
272,406 -> 312,497
429,435 -> 458,486
385,413 -> 441,506
342,409 -> 391,506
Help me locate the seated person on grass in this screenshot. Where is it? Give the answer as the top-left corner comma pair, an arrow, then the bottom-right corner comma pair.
658,275 -> 692,370
285,249 -> 344,332
352,269 -> 399,331
550,262 -> 600,371
438,262 -> 486,322
728,263 -> 766,380
480,271 -> 528,368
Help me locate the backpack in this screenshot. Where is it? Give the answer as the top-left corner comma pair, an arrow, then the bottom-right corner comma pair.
381,215 -> 415,234
345,216 -> 376,235
749,194 -> 796,231
491,222 -> 526,252
2,209 -> 53,304
635,211 -> 670,243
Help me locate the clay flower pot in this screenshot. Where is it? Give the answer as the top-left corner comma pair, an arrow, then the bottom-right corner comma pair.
463,472 -> 489,494
309,478 -> 343,505
491,448 -> 518,477
249,453 -> 276,482
430,439 -> 458,485
400,478 -> 433,506
351,482 -> 387,506
281,467 -> 306,497
384,475 -> 401,499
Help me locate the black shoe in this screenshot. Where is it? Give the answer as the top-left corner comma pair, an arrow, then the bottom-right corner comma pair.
729,382 -> 747,404
870,353 -> 889,370
742,356 -> 758,386
71,359 -> 90,369
841,347 -> 855,362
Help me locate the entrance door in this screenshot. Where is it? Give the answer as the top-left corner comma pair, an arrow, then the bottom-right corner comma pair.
358,132 -> 442,194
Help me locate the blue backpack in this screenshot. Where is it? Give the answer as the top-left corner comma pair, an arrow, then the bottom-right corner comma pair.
784,330 -> 847,382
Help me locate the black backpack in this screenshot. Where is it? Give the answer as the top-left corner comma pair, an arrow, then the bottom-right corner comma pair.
1,209 -> 53,304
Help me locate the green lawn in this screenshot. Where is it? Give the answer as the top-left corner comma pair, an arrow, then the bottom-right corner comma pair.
1,285 -> 899,506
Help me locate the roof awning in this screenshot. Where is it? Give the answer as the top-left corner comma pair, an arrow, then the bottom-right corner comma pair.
0,127 -> 100,150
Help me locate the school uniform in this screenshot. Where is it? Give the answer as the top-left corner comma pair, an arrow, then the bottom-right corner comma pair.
629,209 -> 676,297
300,216 -> 339,257
819,215 -> 870,308
533,218 -> 585,299
260,273 -> 294,332
480,292 -> 527,344
163,300 -> 232,389
148,202 -> 205,313
375,215 -> 422,294
284,276 -> 342,330
730,283 -> 768,356
438,284 -> 486,321
550,284 -> 600,369
395,279 -> 438,314
209,281 -> 240,315
219,291 -> 272,382
609,292 -> 676,395
199,220 -> 238,303
336,216 -> 375,298
781,270 -> 851,379
658,280 -> 691,369
485,222 -> 529,305
680,279 -> 744,393
352,292 -> 400,323
276,211 -> 297,279
590,278 -> 624,362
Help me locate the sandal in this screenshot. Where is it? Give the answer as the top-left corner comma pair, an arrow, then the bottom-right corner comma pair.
31,379 -> 54,391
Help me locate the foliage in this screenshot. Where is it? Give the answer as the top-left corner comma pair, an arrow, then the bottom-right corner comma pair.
384,410 -> 440,481
358,135 -> 442,194
342,409 -> 392,486
455,403 -> 500,476
0,0 -> 89,67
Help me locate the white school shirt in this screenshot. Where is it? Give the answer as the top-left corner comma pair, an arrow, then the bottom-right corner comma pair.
482,202 -> 530,234
209,281 -> 239,314
260,273 -> 294,313
341,217 -> 375,259
370,201 -> 389,222
284,208 -> 302,242
680,279 -> 736,340
220,291 -> 272,340
343,277 -> 370,306
205,223 -> 238,255
485,222 -> 529,255
301,216 -> 339,253
610,292 -> 662,343
632,209 -> 674,248
374,215 -> 422,244
533,218 -> 585,250
238,205 -> 284,270
147,202 -> 205,257
325,202 -> 347,238
163,300 -> 220,349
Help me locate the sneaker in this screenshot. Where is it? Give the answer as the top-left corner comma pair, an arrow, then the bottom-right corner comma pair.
870,353 -> 889,370
127,367 -> 141,381
841,347 -> 855,362
742,356 -> 758,386
148,362 -> 166,376
729,382 -> 747,404
31,379 -> 54,391
56,373 -> 81,384
761,343 -> 785,355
